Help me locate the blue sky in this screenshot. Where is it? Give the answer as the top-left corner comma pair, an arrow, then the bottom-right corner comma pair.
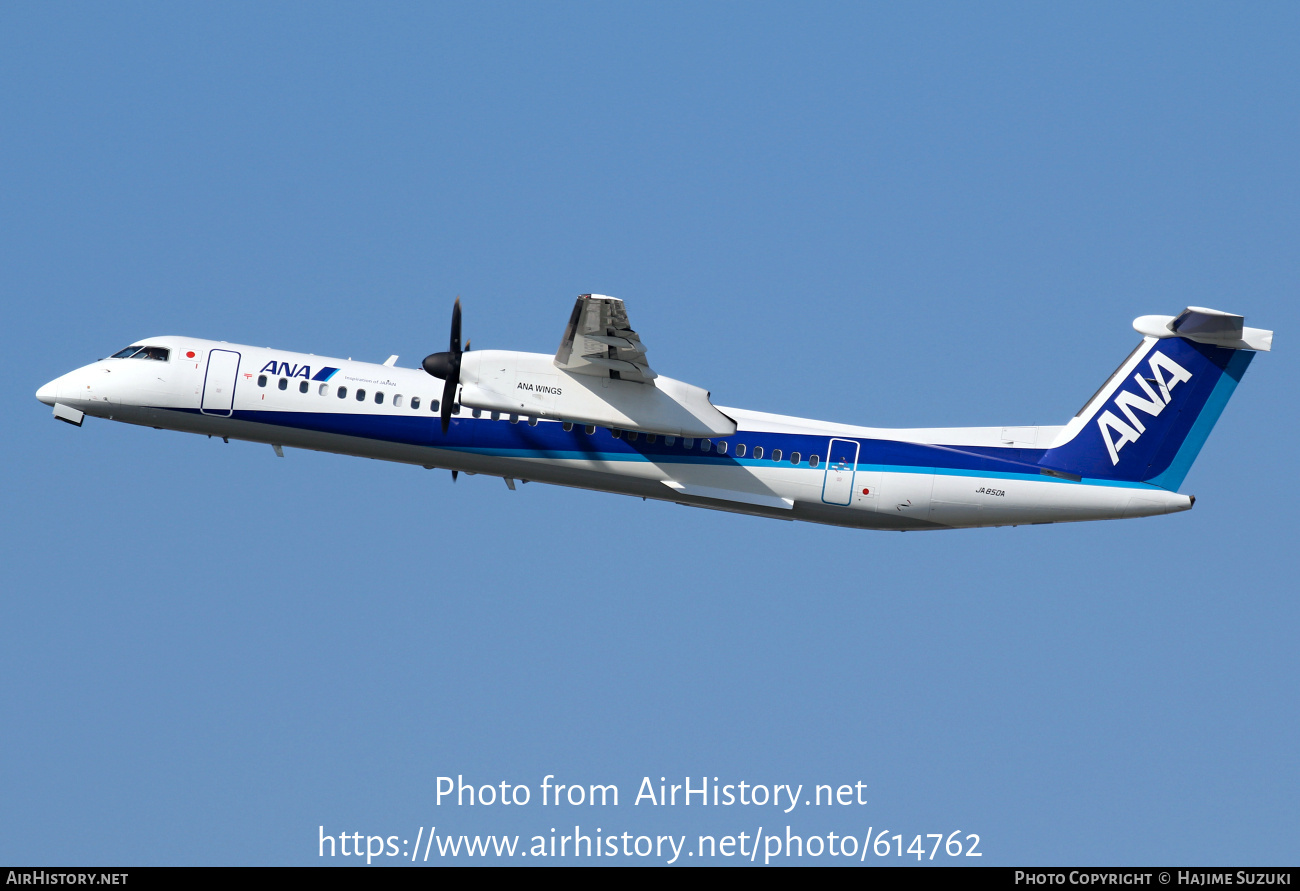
2,3 -> 1297,865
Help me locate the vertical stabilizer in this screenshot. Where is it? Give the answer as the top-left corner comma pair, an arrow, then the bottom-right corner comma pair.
1038,308 -> 1270,490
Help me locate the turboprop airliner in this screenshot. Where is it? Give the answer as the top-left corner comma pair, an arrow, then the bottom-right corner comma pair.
36,296 -> 1272,531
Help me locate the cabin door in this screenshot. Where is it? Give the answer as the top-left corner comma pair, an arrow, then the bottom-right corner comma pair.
821,438 -> 860,505
201,349 -> 241,417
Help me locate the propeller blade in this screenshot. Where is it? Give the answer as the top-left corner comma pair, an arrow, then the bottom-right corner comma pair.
440,374 -> 457,434
451,470 -> 458,482
422,297 -> 467,435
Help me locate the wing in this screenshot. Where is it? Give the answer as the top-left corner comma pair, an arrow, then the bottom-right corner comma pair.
554,294 -> 657,383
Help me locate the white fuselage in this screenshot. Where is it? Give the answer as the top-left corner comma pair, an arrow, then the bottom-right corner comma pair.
36,336 -> 1193,531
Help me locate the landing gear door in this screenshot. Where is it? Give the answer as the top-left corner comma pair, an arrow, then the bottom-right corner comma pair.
201,349 -> 241,417
821,438 -> 860,505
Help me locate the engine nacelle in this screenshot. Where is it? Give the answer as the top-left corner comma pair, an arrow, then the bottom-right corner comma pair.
457,350 -> 736,438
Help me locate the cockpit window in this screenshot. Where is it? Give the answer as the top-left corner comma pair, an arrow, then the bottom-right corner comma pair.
110,345 -> 170,361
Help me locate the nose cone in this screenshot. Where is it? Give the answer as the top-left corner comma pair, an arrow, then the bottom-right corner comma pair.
36,378 -> 59,406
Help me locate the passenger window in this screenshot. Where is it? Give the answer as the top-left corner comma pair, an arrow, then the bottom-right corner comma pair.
628,431 -> 639,442
411,396 -> 420,409
584,425 -> 595,434
510,414 -> 519,424
528,417 -> 538,426
772,449 -> 783,461
472,408 -> 481,418
717,441 -> 728,454
791,452 -> 800,464
258,375 -> 267,387
646,434 -> 656,443
278,378 -> 288,390
665,436 -> 676,446
611,429 -> 622,439
683,438 -> 694,448
809,455 -> 820,468
451,403 -> 460,414
753,446 -> 764,459
299,380 -> 309,394
375,392 -> 384,404
701,440 -> 711,452
431,399 -> 440,412
563,422 -> 573,432
356,389 -> 366,401
319,384 -> 329,396
736,444 -> 747,457
491,412 -> 499,420
338,386 -> 348,399
394,395 -> 403,407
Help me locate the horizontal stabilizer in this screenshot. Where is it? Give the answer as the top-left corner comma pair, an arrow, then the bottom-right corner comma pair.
1134,306 -> 1272,351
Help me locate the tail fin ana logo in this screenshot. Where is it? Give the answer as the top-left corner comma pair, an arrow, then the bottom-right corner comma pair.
1096,350 -> 1193,464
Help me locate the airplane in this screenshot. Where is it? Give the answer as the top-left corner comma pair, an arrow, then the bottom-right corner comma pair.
35,296 -> 1272,531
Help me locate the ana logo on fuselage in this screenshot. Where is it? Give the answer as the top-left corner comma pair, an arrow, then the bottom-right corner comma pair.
1096,350 -> 1193,465
258,361 -> 339,382
261,360 -> 311,379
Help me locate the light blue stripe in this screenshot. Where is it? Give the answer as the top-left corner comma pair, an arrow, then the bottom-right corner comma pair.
1145,350 -> 1253,491
904,465 -> 1162,490
456,448 -> 1163,490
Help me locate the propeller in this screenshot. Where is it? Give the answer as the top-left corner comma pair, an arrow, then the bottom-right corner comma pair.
422,297 -> 466,435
